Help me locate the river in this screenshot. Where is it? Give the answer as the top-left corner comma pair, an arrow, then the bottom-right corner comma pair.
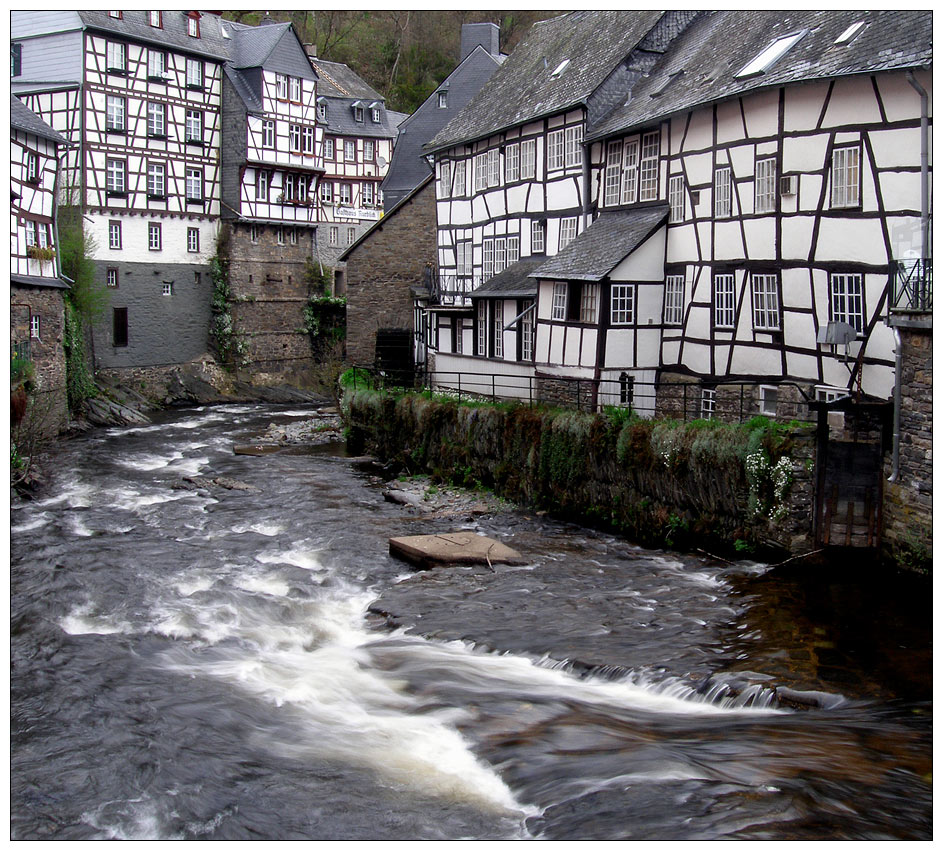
10,403 -> 931,840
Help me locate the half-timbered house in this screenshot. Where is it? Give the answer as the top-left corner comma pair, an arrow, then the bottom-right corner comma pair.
307,54 -> 405,278
10,96 -> 71,434
12,10 -> 229,370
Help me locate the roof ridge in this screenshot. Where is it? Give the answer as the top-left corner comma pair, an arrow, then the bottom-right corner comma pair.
313,63 -> 352,97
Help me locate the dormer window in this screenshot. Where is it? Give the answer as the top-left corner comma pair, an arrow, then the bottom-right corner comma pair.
371,104 -> 382,123
148,11 -> 162,28
187,12 -> 200,38
834,21 -> 866,45
317,99 -> 327,121
437,91 -> 447,109
352,102 -> 364,123
108,11 -> 122,19
735,31 -> 805,78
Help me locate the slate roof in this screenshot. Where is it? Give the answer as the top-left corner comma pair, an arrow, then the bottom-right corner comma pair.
308,58 -> 400,139
426,10 -> 664,152
11,96 -> 68,145
472,257 -> 545,298
77,11 -> 231,61
532,206 -> 669,282
11,273 -> 70,290
310,58 -> 384,100
223,66 -> 263,114
589,9 -> 933,140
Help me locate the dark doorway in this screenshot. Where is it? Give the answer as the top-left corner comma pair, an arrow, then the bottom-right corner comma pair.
375,328 -> 414,388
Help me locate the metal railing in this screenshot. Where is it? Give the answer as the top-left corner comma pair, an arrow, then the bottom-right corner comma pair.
430,274 -> 482,306
890,258 -> 932,313
11,340 -> 31,362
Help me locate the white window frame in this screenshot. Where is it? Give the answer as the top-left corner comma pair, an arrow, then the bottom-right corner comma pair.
488,148 -> 500,187
437,91 -> 447,109
713,273 -> 736,329
831,145 -> 860,208
256,169 -> 269,201
605,141 -> 623,206
700,387 -> 716,420
364,139 -> 375,161
714,166 -> 732,218
551,282 -> 568,321
302,126 -> 315,155
505,142 -> 520,183
759,385 -> 778,416
147,101 -> 166,137
108,221 -> 121,250
289,124 -> 302,153
477,300 -> 487,355
564,125 -> 583,168
186,168 -> 202,201
830,272 -> 864,333
439,160 -> 451,197
493,301 -> 504,358
329,226 -> 338,246
751,273 -> 780,331
482,239 -> 494,279
187,15 -> 199,38
106,267 -> 119,287
339,183 -> 352,205
186,57 -> 202,87
106,158 -> 126,193
664,274 -> 685,325
362,182 -> 374,206
344,139 -> 356,162
521,139 -> 536,180
320,181 -> 333,203
147,161 -> 165,197
520,301 -> 534,362
475,152 -> 488,192
148,222 -> 162,251
531,219 -> 545,253
276,74 -> 288,100
262,120 -> 275,149
547,129 -> 565,171
289,76 -> 301,103
162,282 -> 173,296
669,174 -> 685,222
106,95 -> 125,132
507,235 -> 520,264
30,314 -> 40,339
755,157 -> 777,214
186,109 -> 202,143
610,283 -> 635,325
147,49 -> 166,78
621,138 -> 639,204
347,227 -> 357,246
580,283 -> 599,324
106,41 -> 126,72
187,227 -> 199,253
494,238 -> 507,274
323,138 -> 334,159
559,217 -> 578,250
453,159 -> 466,197
639,131 -> 660,201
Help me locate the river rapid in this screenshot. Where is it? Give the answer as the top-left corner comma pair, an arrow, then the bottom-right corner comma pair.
10,404 -> 931,840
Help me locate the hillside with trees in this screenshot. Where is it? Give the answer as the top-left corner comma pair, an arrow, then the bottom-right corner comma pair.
222,10 -> 563,114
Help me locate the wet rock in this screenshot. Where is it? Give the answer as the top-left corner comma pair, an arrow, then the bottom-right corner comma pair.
83,396 -> 151,427
389,532 -> 526,570
179,475 -> 259,493
234,444 -> 283,456
383,489 -> 428,509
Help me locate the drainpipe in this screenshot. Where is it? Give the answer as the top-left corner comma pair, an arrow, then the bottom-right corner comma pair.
581,137 -> 592,232
888,327 -> 902,482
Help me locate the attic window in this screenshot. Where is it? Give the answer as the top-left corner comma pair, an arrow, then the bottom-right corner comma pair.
149,11 -> 162,28
735,31 -> 805,78
550,58 -> 570,78
108,11 -> 122,18
317,98 -> 327,120
187,12 -> 200,38
437,91 -> 447,108
834,21 -> 866,45
352,101 -> 364,122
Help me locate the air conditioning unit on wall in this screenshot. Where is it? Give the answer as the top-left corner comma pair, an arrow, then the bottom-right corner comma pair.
780,175 -> 797,195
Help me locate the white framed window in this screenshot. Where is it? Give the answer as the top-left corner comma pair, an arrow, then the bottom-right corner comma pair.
296,176 -> 308,204
564,125 -> 583,168
507,235 -> 520,264
520,301 -> 534,361
551,282 -> 568,321
317,101 -> 327,121
353,106 -> 364,123
108,221 -> 121,249
362,182 -> 374,206
289,124 -> 302,153
547,129 -> 565,170
329,226 -> 338,246
713,273 -> 736,328
531,219 -> 545,254
106,95 -> 125,132
830,272 -> 864,333
755,157 -> 777,213
149,11 -> 162,28
505,143 -> 520,182
106,267 -> 118,287
106,41 -> 126,72
439,160 -> 451,197
250,224 -> 259,243
474,152 -> 488,192
621,139 -> 639,204
147,161 -> 165,197
24,220 -> 36,247
521,139 -> 536,179
759,386 -> 778,416
186,109 -> 202,143
30,314 -> 40,339
700,387 -> 716,419
605,141 -> 623,206
186,57 -> 203,88
148,222 -> 162,251
457,240 -> 473,278
186,168 -> 202,201
831,145 -> 860,208
289,228 -> 298,245
669,174 -> 685,222
347,227 -> 356,245
289,76 -> 301,102
482,239 -> 494,278
751,273 -> 780,330
276,74 -> 288,100
493,237 -> 507,274
106,158 -> 126,193
345,140 -> 356,162
477,300 -> 487,355
453,159 -> 466,197
372,107 -> 381,123
493,301 -> 504,357
276,227 -> 284,245
610,284 -> 635,325
714,166 -> 732,218
302,126 -> 315,155
187,227 -> 199,253
162,282 -> 173,296
437,91 -> 447,109
639,131 -> 660,201
664,274 -> 685,325
488,148 -> 500,187
256,170 -> 269,201
262,120 -> 275,149
147,49 -> 166,78
147,101 -> 166,137
559,217 -> 578,250
187,15 -> 199,38
339,183 -> 352,205
364,139 -> 375,161
736,31 -> 805,78
24,152 -> 38,184
324,138 -> 335,159
320,181 -> 333,203
580,283 -> 599,323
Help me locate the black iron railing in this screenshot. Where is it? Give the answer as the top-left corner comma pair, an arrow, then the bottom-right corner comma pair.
890,258 -> 932,313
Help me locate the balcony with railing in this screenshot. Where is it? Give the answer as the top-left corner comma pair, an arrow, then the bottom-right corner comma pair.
430,274 -> 482,307
890,258 -> 932,311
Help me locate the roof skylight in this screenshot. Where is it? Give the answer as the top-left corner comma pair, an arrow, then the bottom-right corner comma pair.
735,30 -> 806,79
551,58 -> 570,78
834,21 -> 866,45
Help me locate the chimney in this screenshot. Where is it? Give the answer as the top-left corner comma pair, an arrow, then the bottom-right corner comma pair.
259,13 -> 277,26
460,22 -> 500,62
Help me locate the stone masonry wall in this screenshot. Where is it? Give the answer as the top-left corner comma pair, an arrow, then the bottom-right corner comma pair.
345,179 -> 436,366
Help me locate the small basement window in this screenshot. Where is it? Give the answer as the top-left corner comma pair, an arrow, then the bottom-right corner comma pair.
735,31 -> 805,78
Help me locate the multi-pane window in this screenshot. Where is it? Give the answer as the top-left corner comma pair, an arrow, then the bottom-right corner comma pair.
329,226 -> 338,246
831,145 -> 860,208
477,300 -> 487,355
669,174 -> 685,222
188,15 -> 199,38
30,315 -> 40,339
507,235 -> 520,264
109,220 -> 122,249
521,139 -> 536,179
713,273 -> 736,328
457,240 -> 473,278
186,168 -> 202,201
364,140 -> 375,161
317,101 -> 327,121
106,96 -> 126,132
323,138 -> 334,159
372,107 -> 381,123
610,284 -> 635,325
487,148 -> 500,187
505,143 -> 520,182
250,224 -> 259,243
162,282 -> 173,296
276,226 -> 285,245
605,141 -> 623,206
339,183 -> 352,205
493,301 -> 504,358
106,41 -> 126,72
147,101 -> 166,137
551,282 -> 568,320
186,57 -> 203,88
830,272 -> 864,333
475,152 -> 489,192
106,267 -> 119,287
438,91 -> 447,109
714,166 -> 732,218
289,76 -> 301,102
147,49 -> 166,79
149,11 -> 162,27
186,109 -> 202,143
106,158 -> 126,193
547,129 -> 565,170
621,139 -> 639,204
289,124 -> 302,153
362,182 -> 374,206
482,239 -> 494,278
580,283 -> 599,323
262,120 -> 275,149
453,159 -> 466,197
148,222 -> 162,251
187,227 -> 199,253
345,140 -> 356,161
256,170 -> 269,201
320,181 -> 333,203
439,160 -> 451,196
147,161 -> 165,197
751,273 -> 780,330
353,106 -> 364,123
296,126 -> 312,155
564,125 -> 583,168
701,387 -> 716,420
531,219 -> 545,253
755,157 -> 777,213
494,237 -> 507,274
520,301 -> 534,361
347,227 -> 356,246
276,74 -> 288,100
559,217 -> 578,250
639,131 -> 660,201
664,274 -> 685,325
289,228 -> 298,245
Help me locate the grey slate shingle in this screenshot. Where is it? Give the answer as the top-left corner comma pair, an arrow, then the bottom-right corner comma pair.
532,206 -> 670,282
11,95 -> 68,145
77,11 -> 231,61
472,257 -> 545,298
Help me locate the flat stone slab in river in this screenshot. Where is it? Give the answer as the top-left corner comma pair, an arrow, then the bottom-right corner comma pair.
389,532 -> 526,570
